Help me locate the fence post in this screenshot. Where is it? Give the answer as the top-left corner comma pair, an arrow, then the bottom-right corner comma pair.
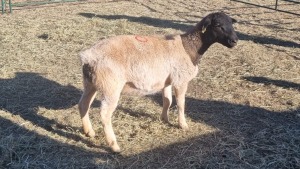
9,0 -> 11,13
1,0 -> 4,14
1,0 -> 12,14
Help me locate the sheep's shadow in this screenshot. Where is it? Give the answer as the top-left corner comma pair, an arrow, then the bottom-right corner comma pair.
0,117 -> 115,168
0,72 -> 99,147
78,12 -> 300,48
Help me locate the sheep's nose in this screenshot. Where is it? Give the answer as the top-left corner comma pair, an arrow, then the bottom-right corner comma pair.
228,38 -> 238,44
228,38 -> 238,46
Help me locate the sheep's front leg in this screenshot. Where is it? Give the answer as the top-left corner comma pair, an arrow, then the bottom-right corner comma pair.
79,85 -> 97,137
161,85 -> 172,123
174,83 -> 189,130
100,95 -> 121,153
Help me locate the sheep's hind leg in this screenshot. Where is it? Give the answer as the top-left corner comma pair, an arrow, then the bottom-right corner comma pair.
100,88 -> 123,153
161,85 -> 172,123
79,83 -> 97,137
174,83 -> 189,130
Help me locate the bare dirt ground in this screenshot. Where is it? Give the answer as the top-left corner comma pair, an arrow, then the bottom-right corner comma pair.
0,0 -> 299,168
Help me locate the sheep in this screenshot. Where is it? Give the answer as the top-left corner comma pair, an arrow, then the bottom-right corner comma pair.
78,12 -> 238,152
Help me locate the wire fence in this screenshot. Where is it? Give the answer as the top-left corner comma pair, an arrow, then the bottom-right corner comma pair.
1,0 -> 80,14
231,0 -> 300,16
1,0 -> 300,15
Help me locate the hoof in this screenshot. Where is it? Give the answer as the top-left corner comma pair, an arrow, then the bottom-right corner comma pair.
112,146 -> 121,153
160,115 -> 169,123
85,129 -> 95,138
179,123 -> 189,130
110,142 -> 121,153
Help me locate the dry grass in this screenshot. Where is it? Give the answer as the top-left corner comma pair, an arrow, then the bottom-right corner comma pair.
0,0 -> 300,168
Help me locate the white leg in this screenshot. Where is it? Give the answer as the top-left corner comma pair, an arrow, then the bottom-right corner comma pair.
100,88 -> 122,152
161,85 -> 172,123
78,83 -> 97,137
174,83 -> 189,130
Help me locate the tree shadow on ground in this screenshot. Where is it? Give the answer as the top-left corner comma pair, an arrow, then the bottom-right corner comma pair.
78,12 -> 300,48
78,12 -> 194,31
136,77 -> 300,168
118,99 -> 299,168
243,76 -> 300,91
0,72 -> 100,147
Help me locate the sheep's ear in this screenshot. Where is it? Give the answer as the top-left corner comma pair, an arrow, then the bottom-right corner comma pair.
231,18 -> 237,24
202,16 -> 212,33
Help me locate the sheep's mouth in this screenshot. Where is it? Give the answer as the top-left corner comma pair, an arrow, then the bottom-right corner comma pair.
228,43 -> 237,48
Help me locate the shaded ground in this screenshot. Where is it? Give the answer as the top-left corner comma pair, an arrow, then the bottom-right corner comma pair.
1,0 -> 299,168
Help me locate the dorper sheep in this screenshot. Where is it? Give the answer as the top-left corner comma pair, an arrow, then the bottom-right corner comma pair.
78,12 -> 238,152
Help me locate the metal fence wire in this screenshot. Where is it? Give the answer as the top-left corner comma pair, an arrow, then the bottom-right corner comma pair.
1,0 -> 299,14
231,0 -> 300,16
1,0 -> 79,14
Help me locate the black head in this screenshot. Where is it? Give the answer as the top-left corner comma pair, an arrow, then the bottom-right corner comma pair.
201,12 -> 238,48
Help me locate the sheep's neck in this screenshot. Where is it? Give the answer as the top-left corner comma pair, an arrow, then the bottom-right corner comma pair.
180,30 -> 212,65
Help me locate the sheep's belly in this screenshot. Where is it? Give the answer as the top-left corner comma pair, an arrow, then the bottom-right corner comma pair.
122,82 -> 165,96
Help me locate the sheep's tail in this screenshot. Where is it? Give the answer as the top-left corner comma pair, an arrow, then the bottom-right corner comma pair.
83,64 -> 94,82
80,50 -> 95,83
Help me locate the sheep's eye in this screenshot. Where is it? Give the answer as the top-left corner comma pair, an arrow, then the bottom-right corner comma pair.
214,24 -> 225,31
